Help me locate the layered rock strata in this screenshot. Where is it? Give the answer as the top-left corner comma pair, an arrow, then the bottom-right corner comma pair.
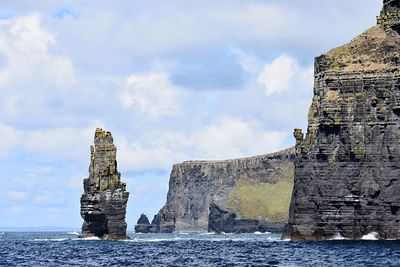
208,203 -> 284,233
80,128 -> 129,240
138,148 -> 294,233
283,0 -> 400,240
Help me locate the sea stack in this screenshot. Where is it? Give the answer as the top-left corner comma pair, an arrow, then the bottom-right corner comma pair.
284,0 -> 400,240
80,128 -> 129,240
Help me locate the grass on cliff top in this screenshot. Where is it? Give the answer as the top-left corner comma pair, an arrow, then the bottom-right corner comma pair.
227,179 -> 293,223
325,25 -> 400,72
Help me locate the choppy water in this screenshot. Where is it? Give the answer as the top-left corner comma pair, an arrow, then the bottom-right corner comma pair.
1,231 -> 400,266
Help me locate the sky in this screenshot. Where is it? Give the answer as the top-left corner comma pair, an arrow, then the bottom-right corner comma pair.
0,0 -> 382,229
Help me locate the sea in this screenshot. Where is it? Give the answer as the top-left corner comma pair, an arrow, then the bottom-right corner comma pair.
1,231 -> 400,266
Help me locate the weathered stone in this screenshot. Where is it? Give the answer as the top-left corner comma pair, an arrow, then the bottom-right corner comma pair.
150,148 -> 295,233
284,0 -> 400,241
134,214 -> 152,233
378,0 -> 400,34
208,203 -> 284,233
80,128 -> 129,240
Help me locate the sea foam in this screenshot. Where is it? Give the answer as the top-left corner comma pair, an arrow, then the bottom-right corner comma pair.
361,232 -> 379,240
66,231 -> 79,235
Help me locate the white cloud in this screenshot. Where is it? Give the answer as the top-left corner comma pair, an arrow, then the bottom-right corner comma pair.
119,72 -> 181,119
66,174 -> 85,189
190,117 -> 288,159
116,117 -> 288,172
7,191 -> 29,201
116,132 -> 190,172
0,13 -> 75,89
0,122 -> 22,157
0,121 -> 105,160
23,121 -> 104,159
230,47 -> 264,76
6,206 -> 26,213
258,54 -> 297,96
33,192 -> 63,205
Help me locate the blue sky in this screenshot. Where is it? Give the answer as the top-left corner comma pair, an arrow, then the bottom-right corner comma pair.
0,0 -> 381,228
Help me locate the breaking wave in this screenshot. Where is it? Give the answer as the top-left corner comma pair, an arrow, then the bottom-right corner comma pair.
330,233 -> 346,240
361,232 -> 379,240
66,231 -> 80,235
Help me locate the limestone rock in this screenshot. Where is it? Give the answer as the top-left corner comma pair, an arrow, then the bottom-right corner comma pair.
80,128 -> 129,240
284,0 -> 400,241
150,148 -> 295,233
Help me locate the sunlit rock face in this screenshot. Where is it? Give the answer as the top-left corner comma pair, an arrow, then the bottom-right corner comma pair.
80,128 -> 129,240
284,0 -> 400,241
149,148 -> 295,233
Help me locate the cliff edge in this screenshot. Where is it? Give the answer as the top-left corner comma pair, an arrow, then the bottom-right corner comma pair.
141,148 -> 295,233
284,0 -> 400,240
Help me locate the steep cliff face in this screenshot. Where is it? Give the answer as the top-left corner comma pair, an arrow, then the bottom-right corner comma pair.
148,148 -> 294,233
80,128 -> 129,240
284,0 -> 400,241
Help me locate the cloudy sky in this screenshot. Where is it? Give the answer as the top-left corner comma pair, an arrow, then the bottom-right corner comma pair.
0,0 -> 381,229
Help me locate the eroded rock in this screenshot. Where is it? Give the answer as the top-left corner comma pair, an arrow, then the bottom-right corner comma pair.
149,148 -> 295,233
80,128 -> 129,240
134,214 -> 152,233
284,0 -> 400,241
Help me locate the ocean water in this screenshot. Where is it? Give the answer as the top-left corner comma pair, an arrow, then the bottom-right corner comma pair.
1,232 -> 400,266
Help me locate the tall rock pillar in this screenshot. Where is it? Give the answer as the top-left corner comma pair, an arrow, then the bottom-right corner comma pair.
80,128 -> 129,240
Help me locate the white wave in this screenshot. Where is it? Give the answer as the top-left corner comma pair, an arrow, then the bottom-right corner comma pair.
361,232 -> 379,240
221,232 -> 234,235
200,232 -> 216,235
34,238 -> 68,242
131,238 -> 176,242
330,233 -> 346,240
66,231 -> 80,235
254,231 -> 271,235
74,236 -> 101,241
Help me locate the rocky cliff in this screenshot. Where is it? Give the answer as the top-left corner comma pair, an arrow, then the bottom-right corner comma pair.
283,0 -> 400,240
138,148 -> 294,233
80,128 -> 129,240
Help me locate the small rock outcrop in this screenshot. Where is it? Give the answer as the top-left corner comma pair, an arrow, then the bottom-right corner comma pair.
134,213 -> 175,233
147,148 -> 295,233
208,203 -> 284,233
134,214 -> 152,233
284,0 -> 400,240
80,128 -> 129,240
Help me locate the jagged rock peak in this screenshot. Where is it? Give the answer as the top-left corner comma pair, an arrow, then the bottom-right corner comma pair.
378,0 -> 400,34
80,128 -> 129,240
137,214 -> 150,225
86,128 -> 125,192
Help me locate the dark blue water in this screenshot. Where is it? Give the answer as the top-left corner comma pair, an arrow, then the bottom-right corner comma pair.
1,231 -> 400,266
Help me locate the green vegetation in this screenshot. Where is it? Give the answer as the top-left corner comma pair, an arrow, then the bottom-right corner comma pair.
227,179 -> 294,223
100,177 -> 120,191
324,25 -> 398,72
